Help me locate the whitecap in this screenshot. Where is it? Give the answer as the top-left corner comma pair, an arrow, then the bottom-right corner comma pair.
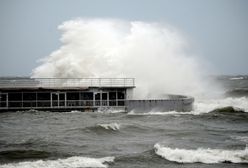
229,77 -> 244,80
0,156 -> 114,168
66,110 -> 82,113
154,143 -> 248,164
193,97 -> 248,114
97,123 -> 121,131
96,107 -> 126,114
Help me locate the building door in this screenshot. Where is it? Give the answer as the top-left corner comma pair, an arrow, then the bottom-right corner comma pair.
51,92 -> 66,107
0,93 -> 8,107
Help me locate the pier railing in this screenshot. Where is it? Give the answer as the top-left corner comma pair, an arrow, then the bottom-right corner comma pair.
0,78 -> 135,88
1,100 -> 126,109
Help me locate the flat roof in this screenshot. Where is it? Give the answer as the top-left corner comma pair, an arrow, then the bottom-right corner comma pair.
0,78 -> 135,89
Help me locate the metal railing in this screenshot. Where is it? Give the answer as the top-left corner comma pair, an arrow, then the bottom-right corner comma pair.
0,78 -> 135,88
0,100 -> 126,109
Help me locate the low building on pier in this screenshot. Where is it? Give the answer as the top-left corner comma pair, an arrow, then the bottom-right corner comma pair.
0,78 -> 135,112
0,77 -> 194,112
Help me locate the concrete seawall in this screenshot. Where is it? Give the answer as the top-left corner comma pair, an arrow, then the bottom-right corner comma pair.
126,95 -> 194,112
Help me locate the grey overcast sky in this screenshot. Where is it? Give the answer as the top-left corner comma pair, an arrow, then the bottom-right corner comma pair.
0,0 -> 247,76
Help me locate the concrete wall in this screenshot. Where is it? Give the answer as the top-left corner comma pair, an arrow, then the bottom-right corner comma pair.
126,88 -> 134,100
126,95 -> 194,112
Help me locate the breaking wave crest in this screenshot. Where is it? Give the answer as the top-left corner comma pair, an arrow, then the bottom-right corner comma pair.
194,97 -> 248,114
97,123 -> 121,131
0,156 -> 114,168
85,123 -> 121,133
154,143 -> 248,164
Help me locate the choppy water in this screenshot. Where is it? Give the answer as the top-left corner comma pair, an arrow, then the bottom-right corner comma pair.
0,76 -> 248,168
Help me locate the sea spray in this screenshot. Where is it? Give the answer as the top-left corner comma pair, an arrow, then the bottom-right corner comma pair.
32,18 -> 218,98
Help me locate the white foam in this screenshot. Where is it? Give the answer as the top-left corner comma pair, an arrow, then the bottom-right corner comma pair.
97,109 -> 126,114
193,97 -> 248,114
127,111 -> 191,116
154,143 -> 248,164
230,77 -> 244,80
98,123 -> 121,131
0,156 -> 114,168
66,110 -> 82,113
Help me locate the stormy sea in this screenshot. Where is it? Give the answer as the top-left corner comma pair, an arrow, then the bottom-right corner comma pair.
0,75 -> 248,168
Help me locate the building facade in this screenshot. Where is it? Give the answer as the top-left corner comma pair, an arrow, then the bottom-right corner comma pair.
0,78 -> 135,112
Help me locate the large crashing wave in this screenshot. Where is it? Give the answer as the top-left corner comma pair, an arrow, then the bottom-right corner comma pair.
32,18 -> 218,98
0,156 -> 114,168
154,143 -> 248,164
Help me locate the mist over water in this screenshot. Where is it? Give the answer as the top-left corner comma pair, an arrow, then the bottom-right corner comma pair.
32,18 -> 217,98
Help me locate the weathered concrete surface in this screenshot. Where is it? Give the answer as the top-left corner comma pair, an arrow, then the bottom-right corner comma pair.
126,95 -> 194,112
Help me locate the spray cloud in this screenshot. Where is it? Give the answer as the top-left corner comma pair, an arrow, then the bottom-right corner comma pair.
32,18 -> 212,98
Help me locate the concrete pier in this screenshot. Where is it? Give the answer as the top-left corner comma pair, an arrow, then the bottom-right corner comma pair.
126,95 -> 194,112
